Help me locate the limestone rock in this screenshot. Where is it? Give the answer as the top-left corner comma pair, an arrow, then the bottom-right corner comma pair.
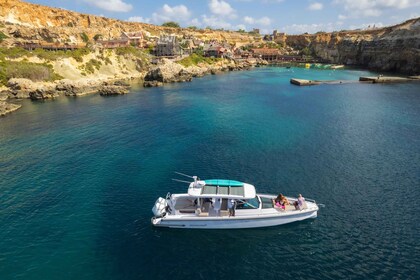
143,80 -> 164,87
56,79 -> 100,96
0,101 -> 22,116
144,59 -> 193,85
98,85 -> 129,96
29,88 -> 59,100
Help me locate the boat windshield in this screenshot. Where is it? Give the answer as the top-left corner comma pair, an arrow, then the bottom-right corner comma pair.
236,197 -> 260,210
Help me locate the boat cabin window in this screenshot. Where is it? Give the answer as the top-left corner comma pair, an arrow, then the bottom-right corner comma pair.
236,197 -> 260,210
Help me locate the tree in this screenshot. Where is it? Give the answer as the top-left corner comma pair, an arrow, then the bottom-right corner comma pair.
188,26 -> 198,30
162,21 -> 180,28
93,34 -> 103,41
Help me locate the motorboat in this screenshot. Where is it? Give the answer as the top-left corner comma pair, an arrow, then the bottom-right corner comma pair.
151,175 -> 319,229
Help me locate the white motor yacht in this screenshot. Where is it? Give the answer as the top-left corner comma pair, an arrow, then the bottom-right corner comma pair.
151,176 -> 319,229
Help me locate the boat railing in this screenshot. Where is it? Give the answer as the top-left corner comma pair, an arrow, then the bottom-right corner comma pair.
305,198 -> 317,204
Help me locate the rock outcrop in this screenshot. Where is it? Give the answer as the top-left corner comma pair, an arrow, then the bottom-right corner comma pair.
144,59 -> 193,86
98,85 -> 129,96
0,101 -> 22,116
285,18 -> 420,74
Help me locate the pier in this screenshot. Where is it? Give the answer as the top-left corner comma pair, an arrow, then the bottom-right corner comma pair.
291,75 -> 420,86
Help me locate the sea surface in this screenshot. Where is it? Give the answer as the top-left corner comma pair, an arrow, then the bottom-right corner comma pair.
0,67 -> 419,279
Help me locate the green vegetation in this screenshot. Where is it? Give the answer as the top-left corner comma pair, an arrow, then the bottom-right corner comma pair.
0,60 -> 63,85
0,31 -> 8,42
115,46 -> 147,59
187,26 -> 198,30
80,58 -> 102,74
0,47 -> 91,62
80,32 -> 89,43
176,53 -> 221,67
161,21 -> 180,28
301,47 -> 312,56
93,34 -> 103,41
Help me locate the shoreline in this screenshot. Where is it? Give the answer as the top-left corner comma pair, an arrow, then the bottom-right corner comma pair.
0,57 -> 267,117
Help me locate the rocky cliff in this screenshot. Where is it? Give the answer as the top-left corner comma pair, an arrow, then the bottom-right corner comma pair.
284,18 -> 420,74
0,0 -> 257,46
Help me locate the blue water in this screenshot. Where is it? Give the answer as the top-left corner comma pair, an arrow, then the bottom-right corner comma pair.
1,67 -> 419,279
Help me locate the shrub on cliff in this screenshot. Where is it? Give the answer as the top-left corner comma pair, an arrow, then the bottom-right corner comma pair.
0,32 -> 8,42
162,21 -> 180,28
0,61 -> 63,85
177,53 -> 220,67
80,33 -> 89,43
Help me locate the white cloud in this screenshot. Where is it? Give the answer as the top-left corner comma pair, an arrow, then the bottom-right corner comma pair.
243,16 -> 271,26
282,22 -> 344,34
209,0 -> 236,18
152,4 -> 191,24
84,0 -> 132,12
349,22 -> 384,30
308,2 -> 323,10
127,16 -> 150,23
201,14 -> 233,29
338,14 -> 347,20
334,0 -> 420,18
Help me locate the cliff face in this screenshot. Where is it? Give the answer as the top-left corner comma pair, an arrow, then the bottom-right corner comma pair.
0,0 -> 257,46
285,18 -> 420,74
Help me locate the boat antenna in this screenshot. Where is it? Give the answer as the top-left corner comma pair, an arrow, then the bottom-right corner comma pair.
172,179 -> 192,184
174,171 -> 194,178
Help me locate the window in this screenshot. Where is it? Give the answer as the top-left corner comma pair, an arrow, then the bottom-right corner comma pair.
236,197 -> 260,210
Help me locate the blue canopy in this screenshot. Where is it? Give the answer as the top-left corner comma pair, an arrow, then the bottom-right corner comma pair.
204,179 -> 244,187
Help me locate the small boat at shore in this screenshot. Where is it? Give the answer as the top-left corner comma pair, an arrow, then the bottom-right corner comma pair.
151,175 -> 319,229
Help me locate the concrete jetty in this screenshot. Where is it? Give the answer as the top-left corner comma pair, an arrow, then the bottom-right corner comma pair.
290,78 -> 356,86
358,76 -> 416,83
291,75 -> 420,86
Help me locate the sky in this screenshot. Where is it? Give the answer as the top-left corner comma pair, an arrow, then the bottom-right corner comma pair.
26,0 -> 420,34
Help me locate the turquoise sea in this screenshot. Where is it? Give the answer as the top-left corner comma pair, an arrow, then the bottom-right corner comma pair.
0,67 -> 419,279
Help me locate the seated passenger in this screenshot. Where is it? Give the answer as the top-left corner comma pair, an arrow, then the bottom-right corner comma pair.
280,194 -> 290,206
294,194 -> 305,210
273,194 -> 286,210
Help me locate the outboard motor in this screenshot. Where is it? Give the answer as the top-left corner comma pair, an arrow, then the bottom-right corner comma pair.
152,197 -> 168,217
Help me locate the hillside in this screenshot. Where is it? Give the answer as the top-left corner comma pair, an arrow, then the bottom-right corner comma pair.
0,0 -> 257,46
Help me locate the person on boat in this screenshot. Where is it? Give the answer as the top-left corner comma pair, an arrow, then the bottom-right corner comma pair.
280,194 -> 290,206
273,194 -> 286,210
228,199 -> 236,217
294,194 -> 305,210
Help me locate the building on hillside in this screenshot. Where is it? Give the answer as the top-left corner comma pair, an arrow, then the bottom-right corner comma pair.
121,31 -> 144,48
252,28 -> 260,34
97,38 -> 129,48
97,31 -> 144,49
155,35 -> 181,57
203,41 -> 233,58
251,47 -> 281,61
273,31 -> 287,45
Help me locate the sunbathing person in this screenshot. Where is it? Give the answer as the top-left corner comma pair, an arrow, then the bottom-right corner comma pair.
280,194 -> 290,206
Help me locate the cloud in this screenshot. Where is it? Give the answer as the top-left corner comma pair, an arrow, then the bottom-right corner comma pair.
349,22 -> 384,29
282,22 -> 344,34
334,0 -> 420,18
201,14 -> 233,29
243,16 -> 272,26
127,16 -> 150,23
152,4 -> 191,24
308,2 -> 323,10
209,0 -> 236,18
84,0 -> 132,12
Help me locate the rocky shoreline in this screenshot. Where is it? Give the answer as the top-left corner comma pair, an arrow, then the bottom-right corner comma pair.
0,57 -> 267,117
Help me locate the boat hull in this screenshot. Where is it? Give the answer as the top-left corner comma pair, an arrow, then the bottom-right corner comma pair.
152,209 -> 317,229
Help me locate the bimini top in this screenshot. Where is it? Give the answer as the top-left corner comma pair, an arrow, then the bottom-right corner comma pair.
188,179 -> 256,199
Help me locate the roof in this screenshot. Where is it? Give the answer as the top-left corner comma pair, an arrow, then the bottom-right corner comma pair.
251,48 -> 280,55
187,179 -> 256,199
